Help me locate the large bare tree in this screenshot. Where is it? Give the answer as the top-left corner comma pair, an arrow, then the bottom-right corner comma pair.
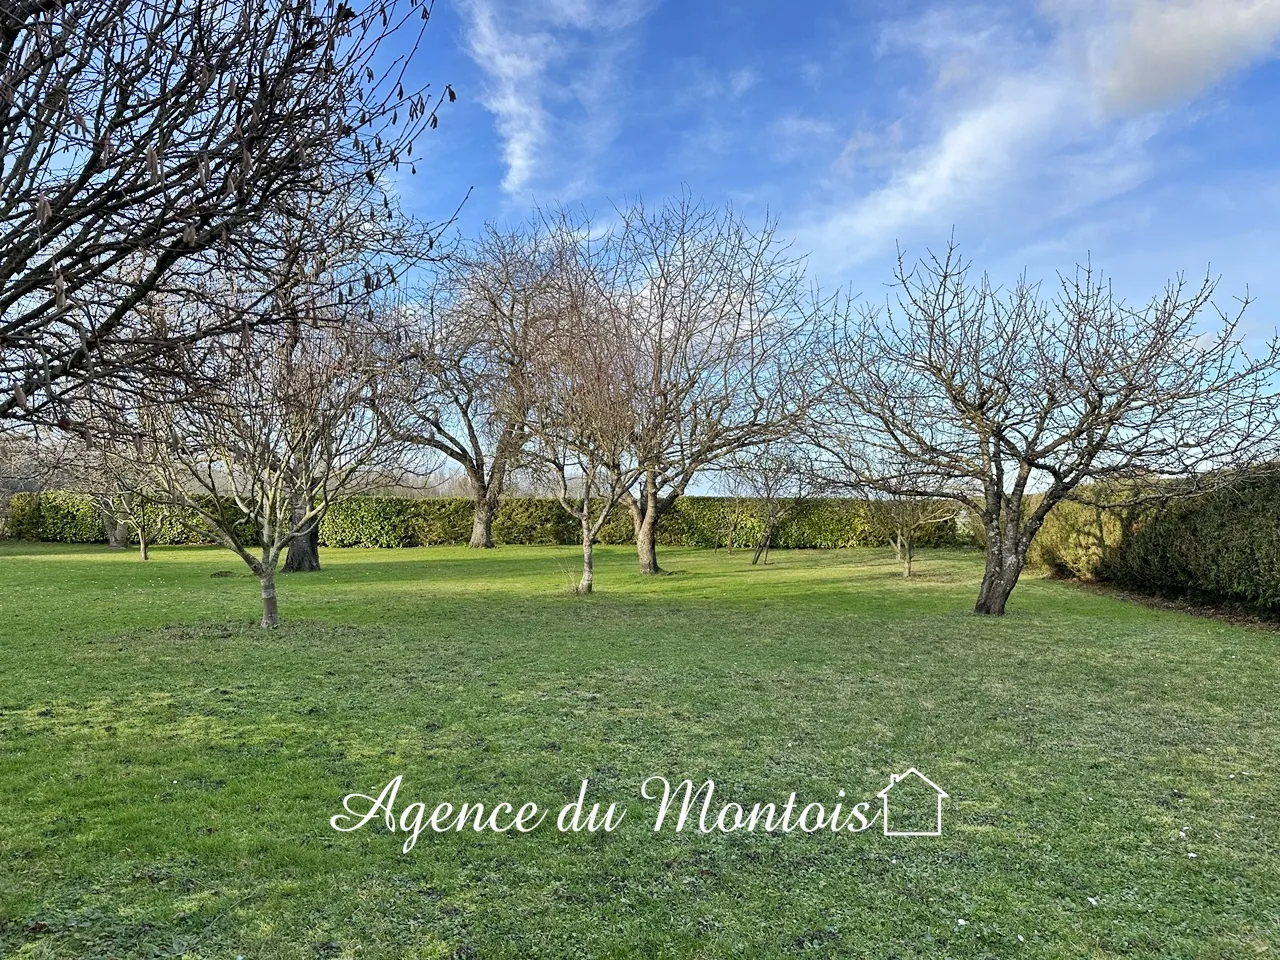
1,0 -> 450,428
391,224 -> 551,548
820,244 -> 1280,615
605,196 -> 816,575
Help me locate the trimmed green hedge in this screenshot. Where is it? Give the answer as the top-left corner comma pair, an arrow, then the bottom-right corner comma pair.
8,491 -> 104,542
1029,472 -> 1280,613
5,491 -> 257,546
317,495 -> 962,550
6,490 -> 966,551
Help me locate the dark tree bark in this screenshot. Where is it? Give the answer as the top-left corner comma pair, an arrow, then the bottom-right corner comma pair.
283,495 -> 321,573
751,520 -> 775,565
283,525 -> 320,572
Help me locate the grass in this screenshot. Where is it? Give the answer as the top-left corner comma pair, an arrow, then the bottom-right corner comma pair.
0,541 -> 1276,959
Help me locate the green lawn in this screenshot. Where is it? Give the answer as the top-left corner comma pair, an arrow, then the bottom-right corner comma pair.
0,542 -> 1276,959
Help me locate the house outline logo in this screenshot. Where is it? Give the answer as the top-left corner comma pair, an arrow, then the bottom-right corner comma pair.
876,768 -> 948,837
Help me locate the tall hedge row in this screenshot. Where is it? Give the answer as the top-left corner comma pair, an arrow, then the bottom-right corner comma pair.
5,491 -> 257,546
5,491 -> 964,551
1029,472 -> 1280,613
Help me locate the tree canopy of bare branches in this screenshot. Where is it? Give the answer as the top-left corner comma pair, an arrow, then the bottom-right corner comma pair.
89,315 -> 401,626
603,196 -> 818,575
389,223 -> 553,548
720,442 -> 821,565
818,243 -> 1280,615
1,0 -> 450,428
525,228 -> 642,594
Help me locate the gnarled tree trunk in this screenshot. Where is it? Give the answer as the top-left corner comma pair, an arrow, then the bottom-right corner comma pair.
470,493 -> 496,549
974,520 -> 1027,615
103,513 -> 129,549
635,510 -> 660,574
283,495 -> 320,573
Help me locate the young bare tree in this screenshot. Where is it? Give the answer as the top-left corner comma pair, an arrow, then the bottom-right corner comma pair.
864,497 -> 956,578
391,224 -> 551,548
720,443 -> 820,566
62,422 -> 168,556
820,243 -> 1280,615
527,235 -> 641,595
1,0 -> 450,429
98,320 -> 398,627
604,196 -> 817,575
811,442 -> 963,578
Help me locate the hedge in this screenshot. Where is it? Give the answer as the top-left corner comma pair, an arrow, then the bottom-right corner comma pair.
5,491 -> 257,546
6,490 -> 965,551
1029,472 -> 1280,613
317,495 -> 963,550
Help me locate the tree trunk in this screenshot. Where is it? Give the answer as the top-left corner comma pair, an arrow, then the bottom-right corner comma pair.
752,520 -> 775,565
628,474 -> 667,575
902,543 -> 913,578
104,514 -> 129,549
578,534 -> 594,595
283,497 -> 321,573
469,495 -> 496,549
138,530 -> 150,561
260,569 -> 280,628
974,529 -> 1025,615
635,508 -> 661,574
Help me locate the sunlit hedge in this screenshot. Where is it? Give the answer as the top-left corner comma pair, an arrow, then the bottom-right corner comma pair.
5,491 -> 256,546
318,495 -> 962,550
1029,471 -> 1280,613
6,490 -> 971,552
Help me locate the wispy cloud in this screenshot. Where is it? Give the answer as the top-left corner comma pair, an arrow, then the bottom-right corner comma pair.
459,0 -> 652,197
797,0 -> 1280,271
1087,0 -> 1280,109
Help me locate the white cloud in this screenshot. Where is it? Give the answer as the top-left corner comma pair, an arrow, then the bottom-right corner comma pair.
1091,0 -> 1280,109
459,0 -> 652,197
729,67 -> 760,98
795,0 -> 1280,272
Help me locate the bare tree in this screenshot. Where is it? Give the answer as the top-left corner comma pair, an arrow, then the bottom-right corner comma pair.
390,224 -> 551,548
811,442 -> 963,579
720,443 -> 820,565
864,496 -> 956,578
93,463 -> 167,558
604,196 -> 817,575
820,243 -> 1280,615
60,417 -> 168,555
95,319 -> 398,627
1,0 -> 451,428
527,234 -> 641,595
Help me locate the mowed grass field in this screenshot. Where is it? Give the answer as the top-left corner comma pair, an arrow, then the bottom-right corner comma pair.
0,542 -> 1277,959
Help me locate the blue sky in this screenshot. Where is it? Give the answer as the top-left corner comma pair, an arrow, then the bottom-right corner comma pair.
401,0 -> 1280,337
